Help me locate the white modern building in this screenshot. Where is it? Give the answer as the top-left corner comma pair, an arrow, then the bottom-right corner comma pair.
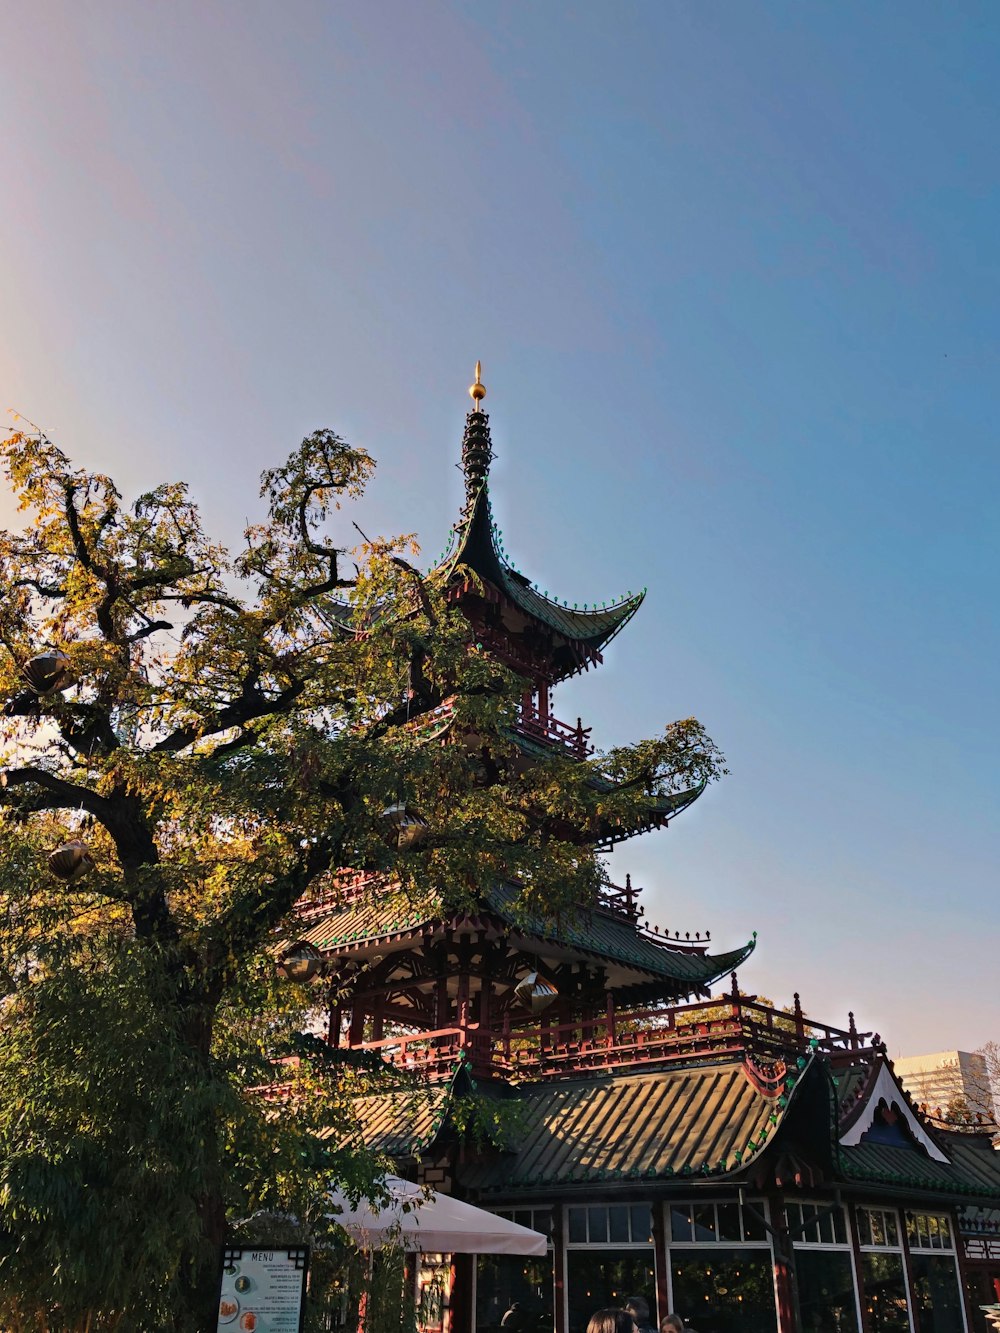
896,1050 -> 997,1121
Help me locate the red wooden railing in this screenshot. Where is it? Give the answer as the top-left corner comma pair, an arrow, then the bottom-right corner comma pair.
295,873 -> 661,925
514,708 -> 594,759
342,993 -> 875,1083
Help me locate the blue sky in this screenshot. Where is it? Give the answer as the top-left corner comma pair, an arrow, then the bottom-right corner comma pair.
1,1 -> 997,1052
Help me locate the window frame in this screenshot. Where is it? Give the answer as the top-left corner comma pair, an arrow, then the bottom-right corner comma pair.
667,1198 -> 772,1248
564,1202 -> 655,1249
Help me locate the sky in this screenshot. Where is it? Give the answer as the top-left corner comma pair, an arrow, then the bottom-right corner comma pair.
0,1 -> 997,1054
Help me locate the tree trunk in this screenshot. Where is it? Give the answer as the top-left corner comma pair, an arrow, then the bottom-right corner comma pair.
178,996 -> 227,1332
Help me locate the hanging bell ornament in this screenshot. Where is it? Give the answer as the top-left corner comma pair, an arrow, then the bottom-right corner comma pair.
514,971 -> 558,1013
48,839 -> 96,883
276,942 -> 325,983
380,801 -> 429,852
23,650 -> 75,697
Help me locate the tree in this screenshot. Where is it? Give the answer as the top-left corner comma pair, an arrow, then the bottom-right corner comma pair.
0,423 -> 727,1329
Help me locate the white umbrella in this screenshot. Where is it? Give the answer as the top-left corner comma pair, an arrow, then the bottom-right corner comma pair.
328,1175 -> 547,1255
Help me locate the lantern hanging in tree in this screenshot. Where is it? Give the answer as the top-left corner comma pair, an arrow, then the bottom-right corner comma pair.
276,942 -> 325,984
23,649 -> 75,696
514,971 -> 558,1013
48,839 -> 95,883
380,801 -> 429,852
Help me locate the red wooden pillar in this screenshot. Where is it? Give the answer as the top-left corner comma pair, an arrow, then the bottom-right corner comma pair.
769,1195 -> 800,1333
456,975 -> 472,1034
327,999 -> 342,1047
349,999 -> 365,1046
436,976 -> 450,1029
605,992 -> 617,1048
847,1202 -> 873,1333
953,1208 -> 980,1333
371,993 -> 385,1041
448,1253 -> 474,1333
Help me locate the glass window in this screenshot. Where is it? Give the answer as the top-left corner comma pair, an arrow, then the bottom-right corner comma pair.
630,1205 -> 652,1244
671,1206 -> 694,1243
717,1202 -> 741,1243
566,1250 -> 656,1333
858,1208 -> 901,1251
477,1252 -> 554,1333
790,1201 -> 850,1249
670,1249 -> 777,1333
906,1212 -> 955,1253
742,1202 -> 768,1243
588,1207 -> 609,1245
909,1253 -> 964,1333
694,1204 -> 717,1242
669,1201 -> 769,1246
796,1250 -> 860,1333
566,1204 -> 653,1247
860,1253 -> 910,1333
609,1205 -> 630,1244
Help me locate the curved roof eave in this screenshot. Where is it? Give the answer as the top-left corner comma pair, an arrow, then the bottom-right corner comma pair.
435,482 -> 644,653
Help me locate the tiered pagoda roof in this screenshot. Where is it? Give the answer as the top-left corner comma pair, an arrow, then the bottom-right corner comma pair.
293,875 -> 754,1007
430,376 -> 644,682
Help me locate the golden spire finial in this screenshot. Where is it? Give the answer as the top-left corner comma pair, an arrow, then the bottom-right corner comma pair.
469,361 -> 486,411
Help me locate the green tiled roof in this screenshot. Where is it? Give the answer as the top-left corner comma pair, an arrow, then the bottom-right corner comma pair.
840,1134 -> 1000,1202
458,1060 -> 791,1193
349,1081 -> 455,1158
485,882 -> 754,987
294,880 -> 754,992
297,896 -> 433,951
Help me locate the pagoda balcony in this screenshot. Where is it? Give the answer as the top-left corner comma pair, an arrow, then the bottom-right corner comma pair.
295,872 -> 649,921
514,705 -> 594,759
344,992 -> 877,1085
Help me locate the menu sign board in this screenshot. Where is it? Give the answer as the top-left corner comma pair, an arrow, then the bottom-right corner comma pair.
217,1247 -> 309,1332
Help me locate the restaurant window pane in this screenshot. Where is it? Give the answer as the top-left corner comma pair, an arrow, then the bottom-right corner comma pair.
609,1205 -> 629,1244
884,1213 -> 898,1247
860,1253 -> 910,1333
477,1251 -> 554,1333
857,1211 -> 873,1247
588,1207 -> 609,1244
910,1253 -> 963,1333
694,1205 -> 717,1241
743,1203 -> 767,1243
717,1202 -> 741,1242
671,1206 -> 694,1243
670,1248 -> 777,1333
796,1250 -> 860,1333
871,1213 -> 886,1247
630,1205 -> 652,1244
568,1207 -> 586,1244
832,1208 -> 847,1245
566,1250 -> 656,1333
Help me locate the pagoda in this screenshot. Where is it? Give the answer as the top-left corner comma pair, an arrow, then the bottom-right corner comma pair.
286,365 -> 753,1079
283,372 -> 1000,1333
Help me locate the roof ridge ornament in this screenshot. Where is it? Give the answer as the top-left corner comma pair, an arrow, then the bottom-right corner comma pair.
469,360 -> 486,412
